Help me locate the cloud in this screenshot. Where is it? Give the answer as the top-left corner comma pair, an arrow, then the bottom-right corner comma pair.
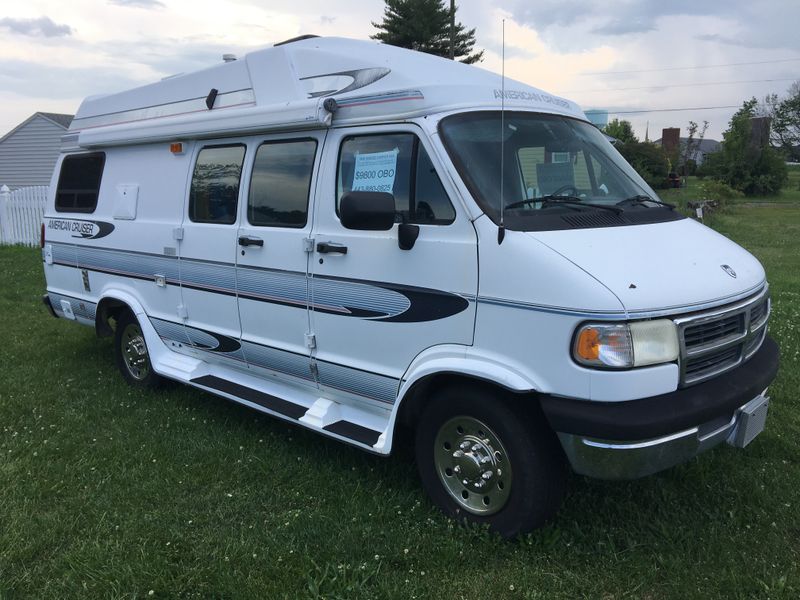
0,16 -> 73,38
591,18 -> 656,36
504,0 -> 734,31
108,0 -> 165,7
0,59 -> 148,100
319,16 -> 336,25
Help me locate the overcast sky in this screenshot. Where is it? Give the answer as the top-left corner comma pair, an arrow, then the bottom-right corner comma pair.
1,0 -> 799,140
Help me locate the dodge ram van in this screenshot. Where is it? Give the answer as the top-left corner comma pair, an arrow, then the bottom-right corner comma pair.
41,36 -> 779,537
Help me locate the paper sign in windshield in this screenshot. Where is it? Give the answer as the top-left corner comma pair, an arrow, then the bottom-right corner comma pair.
352,149 -> 398,194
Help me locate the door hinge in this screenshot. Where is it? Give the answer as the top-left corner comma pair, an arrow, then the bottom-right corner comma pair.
177,304 -> 188,320
172,227 -> 184,241
303,237 -> 315,252
305,333 -> 316,349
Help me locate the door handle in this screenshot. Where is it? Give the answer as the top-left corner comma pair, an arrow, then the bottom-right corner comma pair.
238,236 -> 264,247
316,242 -> 348,255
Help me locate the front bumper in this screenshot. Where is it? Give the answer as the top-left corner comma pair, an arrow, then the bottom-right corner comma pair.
541,335 -> 779,480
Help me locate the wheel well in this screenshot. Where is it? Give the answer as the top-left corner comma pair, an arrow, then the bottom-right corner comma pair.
95,298 -> 131,338
395,372 -> 540,432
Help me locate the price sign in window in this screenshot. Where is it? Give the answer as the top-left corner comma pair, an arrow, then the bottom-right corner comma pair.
352,149 -> 399,194
337,133 -> 455,225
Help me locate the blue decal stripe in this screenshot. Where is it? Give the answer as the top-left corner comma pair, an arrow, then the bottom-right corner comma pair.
150,318 -> 191,346
48,292 -> 97,321
49,242 -> 464,322
316,361 -> 397,404
241,340 -> 315,383
151,316 -> 397,403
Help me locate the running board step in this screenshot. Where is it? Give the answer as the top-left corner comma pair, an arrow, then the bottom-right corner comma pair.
192,375 -> 307,419
190,374 -> 384,449
324,421 -> 382,446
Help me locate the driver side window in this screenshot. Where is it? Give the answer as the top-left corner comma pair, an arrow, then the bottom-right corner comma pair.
337,133 -> 455,225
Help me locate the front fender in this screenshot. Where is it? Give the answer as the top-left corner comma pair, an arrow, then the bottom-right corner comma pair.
375,345 -> 546,453
399,345 -> 543,399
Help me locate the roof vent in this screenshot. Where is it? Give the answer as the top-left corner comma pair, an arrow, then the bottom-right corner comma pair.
222,54 -> 237,63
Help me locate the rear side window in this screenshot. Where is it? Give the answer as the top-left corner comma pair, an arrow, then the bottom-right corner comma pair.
55,153 -> 105,213
189,144 -> 246,224
337,134 -> 455,225
248,139 -> 317,227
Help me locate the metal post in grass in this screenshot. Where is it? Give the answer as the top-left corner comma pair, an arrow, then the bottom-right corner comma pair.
0,184 -> 12,245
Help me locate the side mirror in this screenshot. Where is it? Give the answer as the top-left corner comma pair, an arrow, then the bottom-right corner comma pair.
398,223 -> 419,251
340,191 -> 396,231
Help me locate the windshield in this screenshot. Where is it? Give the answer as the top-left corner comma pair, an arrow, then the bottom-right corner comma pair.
439,111 -> 680,231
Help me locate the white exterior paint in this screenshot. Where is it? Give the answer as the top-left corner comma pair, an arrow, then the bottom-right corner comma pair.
41,37 -> 772,463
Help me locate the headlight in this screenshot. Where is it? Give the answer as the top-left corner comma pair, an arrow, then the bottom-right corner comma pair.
573,319 -> 679,368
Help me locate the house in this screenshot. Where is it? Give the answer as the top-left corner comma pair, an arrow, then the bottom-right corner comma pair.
654,136 -> 721,166
686,138 -> 722,165
0,112 -> 73,190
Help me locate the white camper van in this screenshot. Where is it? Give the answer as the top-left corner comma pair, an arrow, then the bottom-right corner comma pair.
42,36 -> 779,537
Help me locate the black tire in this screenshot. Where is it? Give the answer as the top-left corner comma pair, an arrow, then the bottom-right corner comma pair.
415,384 -> 566,538
114,310 -> 162,389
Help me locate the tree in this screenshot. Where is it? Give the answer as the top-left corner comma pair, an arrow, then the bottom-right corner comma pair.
771,81 -> 800,160
704,98 -> 788,196
616,141 -> 669,189
680,120 -> 708,175
603,118 -> 638,144
371,0 -> 484,64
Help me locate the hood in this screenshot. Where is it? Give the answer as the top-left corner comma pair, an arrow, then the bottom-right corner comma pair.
528,217 -> 766,314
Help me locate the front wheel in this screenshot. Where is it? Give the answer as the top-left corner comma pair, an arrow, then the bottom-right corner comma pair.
415,385 -> 566,538
114,310 -> 162,389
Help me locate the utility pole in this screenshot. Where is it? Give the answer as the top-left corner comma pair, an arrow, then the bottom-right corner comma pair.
449,0 -> 455,60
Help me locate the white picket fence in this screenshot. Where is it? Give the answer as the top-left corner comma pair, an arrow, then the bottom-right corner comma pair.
0,185 -> 48,247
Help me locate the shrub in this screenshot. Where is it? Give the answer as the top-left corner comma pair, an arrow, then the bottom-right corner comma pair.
696,180 -> 744,211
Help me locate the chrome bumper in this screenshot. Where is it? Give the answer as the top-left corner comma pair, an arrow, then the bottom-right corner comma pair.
557,392 -> 770,480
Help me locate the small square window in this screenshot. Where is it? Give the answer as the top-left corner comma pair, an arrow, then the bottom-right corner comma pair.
55,153 -> 105,213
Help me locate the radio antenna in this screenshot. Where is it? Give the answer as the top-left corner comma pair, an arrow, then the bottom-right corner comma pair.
497,18 -> 506,245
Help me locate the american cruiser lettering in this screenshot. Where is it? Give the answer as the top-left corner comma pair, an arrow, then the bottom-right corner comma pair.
47,218 -> 115,240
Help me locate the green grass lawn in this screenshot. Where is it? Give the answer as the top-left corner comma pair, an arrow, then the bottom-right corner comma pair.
2,203 -> 799,598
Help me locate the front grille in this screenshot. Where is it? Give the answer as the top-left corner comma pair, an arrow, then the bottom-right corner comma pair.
675,288 -> 770,387
684,346 -> 740,381
683,313 -> 743,347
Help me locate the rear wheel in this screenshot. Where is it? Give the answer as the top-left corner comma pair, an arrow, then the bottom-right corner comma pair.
415,385 -> 566,538
114,310 -> 162,389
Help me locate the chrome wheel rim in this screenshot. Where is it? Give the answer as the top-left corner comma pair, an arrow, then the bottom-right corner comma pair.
434,416 -> 512,515
122,322 -> 150,380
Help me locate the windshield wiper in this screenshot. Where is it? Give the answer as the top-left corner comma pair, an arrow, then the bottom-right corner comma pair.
616,195 -> 676,210
505,195 -> 623,214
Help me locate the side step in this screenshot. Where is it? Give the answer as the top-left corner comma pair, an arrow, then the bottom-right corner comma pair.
193,375 -> 307,419
324,421 -> 382,447
189,373 -> 386,451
